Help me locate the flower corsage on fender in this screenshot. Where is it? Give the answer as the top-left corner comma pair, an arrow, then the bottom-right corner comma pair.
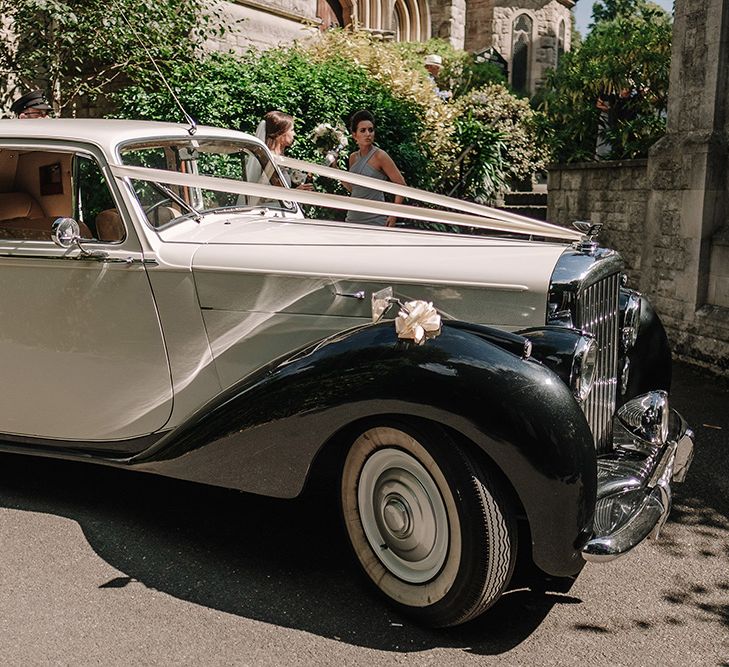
372,287 -> 442,345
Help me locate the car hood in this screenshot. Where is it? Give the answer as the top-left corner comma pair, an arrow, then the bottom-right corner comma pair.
171,217 -> 569,329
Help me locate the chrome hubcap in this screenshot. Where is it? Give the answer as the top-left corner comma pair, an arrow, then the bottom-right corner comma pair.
383,496 -> 411,537
358,448 -> 449,583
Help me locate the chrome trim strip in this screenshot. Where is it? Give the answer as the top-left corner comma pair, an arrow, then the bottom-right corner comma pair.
575,272 -> 619,452
0,252 -> 153,265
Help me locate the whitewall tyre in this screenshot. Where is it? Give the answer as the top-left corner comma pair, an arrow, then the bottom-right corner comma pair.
341,423 -> 517,627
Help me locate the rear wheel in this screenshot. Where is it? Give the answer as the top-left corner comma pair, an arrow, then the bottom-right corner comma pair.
340,423 -> 517,627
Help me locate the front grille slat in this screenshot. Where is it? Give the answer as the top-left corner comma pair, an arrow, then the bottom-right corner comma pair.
576,273 -> 619,453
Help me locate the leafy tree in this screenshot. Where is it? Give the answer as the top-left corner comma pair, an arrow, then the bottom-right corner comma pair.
0,0 -> 229,115
537,3 -> 672,162
590,0 -> 672,25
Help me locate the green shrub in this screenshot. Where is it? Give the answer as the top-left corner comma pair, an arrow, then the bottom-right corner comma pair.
456,84 -> 549,188
113,29 -> 545,201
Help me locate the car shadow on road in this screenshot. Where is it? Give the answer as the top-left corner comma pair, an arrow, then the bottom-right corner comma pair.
647,362 -> 729,632
0,452 -> 580,654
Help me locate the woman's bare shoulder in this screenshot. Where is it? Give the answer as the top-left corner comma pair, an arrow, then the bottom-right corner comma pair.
373,147 -> 394,166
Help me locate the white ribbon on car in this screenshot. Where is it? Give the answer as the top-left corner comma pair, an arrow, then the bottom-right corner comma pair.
277,155 -> 581,241
109,163 -> 580,240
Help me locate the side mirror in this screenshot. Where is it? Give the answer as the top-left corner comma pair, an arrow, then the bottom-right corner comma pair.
51,217 -> 81,248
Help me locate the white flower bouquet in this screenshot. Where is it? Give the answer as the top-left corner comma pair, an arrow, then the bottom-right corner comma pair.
311,122 -> 349,165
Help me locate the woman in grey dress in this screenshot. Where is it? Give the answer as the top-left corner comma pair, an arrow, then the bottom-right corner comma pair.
343,110 -> 406,226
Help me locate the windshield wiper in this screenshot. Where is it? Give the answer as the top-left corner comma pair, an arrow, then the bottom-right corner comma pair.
205,205 -> 273,215
152,182 -> 203,223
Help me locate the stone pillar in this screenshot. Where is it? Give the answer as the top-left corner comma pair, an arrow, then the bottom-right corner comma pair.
642,0 -> 729,370
464,0 -> 494,52
428,0 -> 466,48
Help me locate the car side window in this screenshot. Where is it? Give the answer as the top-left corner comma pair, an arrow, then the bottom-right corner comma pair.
0,148 -> 123,243
75,154 -> 124,242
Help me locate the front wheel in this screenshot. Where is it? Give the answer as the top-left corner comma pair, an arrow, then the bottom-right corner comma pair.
340,423 -> 517,627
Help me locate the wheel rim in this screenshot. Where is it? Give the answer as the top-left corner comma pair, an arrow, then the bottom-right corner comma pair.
357,448 -> 449,583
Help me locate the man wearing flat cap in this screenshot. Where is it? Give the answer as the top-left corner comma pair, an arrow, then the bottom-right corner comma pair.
10,90 -> 53,119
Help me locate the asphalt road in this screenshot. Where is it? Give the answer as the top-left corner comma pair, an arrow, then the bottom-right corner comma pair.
0,361 -> 727,666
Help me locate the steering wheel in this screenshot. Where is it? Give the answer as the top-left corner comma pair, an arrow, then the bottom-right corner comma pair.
144,197 -> 175,225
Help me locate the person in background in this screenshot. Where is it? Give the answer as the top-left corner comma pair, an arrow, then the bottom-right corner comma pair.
251,110 -> 313,190
342,109 -> 406,227
424,54 -> 452,101
595,86 -> 641,158
10,89 -> 52,118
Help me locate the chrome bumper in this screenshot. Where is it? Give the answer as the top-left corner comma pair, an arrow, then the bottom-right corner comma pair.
582,391 -> 695,563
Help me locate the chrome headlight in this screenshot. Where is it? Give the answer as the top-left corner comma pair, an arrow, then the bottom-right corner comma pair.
571,335 -> 598,402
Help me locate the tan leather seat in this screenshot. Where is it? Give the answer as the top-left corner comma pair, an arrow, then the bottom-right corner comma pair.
95,208 -> 125,242
0,191 -> 45,221
0,191 -> 52,240
0,191 -> 92,241
156,205 -> 181,226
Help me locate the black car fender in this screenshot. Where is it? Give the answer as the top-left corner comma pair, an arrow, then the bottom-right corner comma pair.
133,320 -> 597,576
620,292 -> 672,403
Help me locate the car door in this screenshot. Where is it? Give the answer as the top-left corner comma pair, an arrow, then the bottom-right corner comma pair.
0,141 -> 173,445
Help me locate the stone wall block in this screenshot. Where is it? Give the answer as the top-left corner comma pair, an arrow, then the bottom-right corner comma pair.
547,170 -> 561,190
628,201 -> 647,222
561,170 -> 583,191
652,295 -> 685,322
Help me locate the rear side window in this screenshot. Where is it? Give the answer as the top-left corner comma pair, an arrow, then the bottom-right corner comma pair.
0,148 -> 122,242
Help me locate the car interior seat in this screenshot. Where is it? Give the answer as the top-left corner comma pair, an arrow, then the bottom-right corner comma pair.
95,208 -> 125,242
0,191 -> 91,240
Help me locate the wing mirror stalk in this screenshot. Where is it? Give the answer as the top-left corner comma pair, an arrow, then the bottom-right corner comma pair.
51,218 -> 108,259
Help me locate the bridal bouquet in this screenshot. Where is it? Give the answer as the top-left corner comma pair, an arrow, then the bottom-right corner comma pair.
311,123 -> 349,165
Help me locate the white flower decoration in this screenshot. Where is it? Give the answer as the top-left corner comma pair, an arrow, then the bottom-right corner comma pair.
394,300 -> 442,345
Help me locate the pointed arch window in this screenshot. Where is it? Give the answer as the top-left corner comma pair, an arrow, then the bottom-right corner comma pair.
557,19 -> 566,65
389,0 -> 427,41
512,13 -> 533,94
392,2 -> 405,41
317,0 -> 346,30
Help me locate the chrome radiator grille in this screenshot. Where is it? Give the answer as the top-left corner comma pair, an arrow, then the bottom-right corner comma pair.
576,273 -> 620,453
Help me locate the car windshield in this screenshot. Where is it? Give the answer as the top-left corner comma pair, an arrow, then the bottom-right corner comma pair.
119,138 -> 296,228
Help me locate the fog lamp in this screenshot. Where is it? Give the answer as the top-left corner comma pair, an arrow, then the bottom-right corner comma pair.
593,488 -> 649,535
617,390 -> 669,445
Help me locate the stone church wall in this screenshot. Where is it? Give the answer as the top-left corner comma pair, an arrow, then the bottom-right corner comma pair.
430,0 -> 468,48
488,0 -> 572,93
549,154 -> 729,377
207,0 -> 320,53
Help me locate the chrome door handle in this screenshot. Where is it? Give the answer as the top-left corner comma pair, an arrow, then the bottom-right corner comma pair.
333,289 -> 366,300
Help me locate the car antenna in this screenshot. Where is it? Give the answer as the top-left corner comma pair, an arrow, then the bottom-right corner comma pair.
115,8 -> 198,136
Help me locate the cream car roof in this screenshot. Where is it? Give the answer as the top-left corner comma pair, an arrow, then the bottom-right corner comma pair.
0,119 -> 262,161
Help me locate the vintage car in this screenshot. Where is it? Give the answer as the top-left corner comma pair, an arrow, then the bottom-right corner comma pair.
0,119 -> 694,628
